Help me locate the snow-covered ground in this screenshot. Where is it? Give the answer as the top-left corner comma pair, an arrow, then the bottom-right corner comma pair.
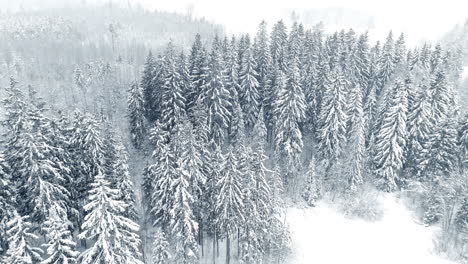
462,66 -> 468,80
287,194 -> 455,264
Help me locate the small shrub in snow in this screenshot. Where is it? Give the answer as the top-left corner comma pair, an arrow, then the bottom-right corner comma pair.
338,185 -> 383,221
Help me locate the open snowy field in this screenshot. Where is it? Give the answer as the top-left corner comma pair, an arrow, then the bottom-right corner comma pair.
287,194 -> 455,264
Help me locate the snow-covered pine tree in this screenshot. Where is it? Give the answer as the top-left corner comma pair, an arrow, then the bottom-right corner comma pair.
127,81 -> 146,149
254,21 -> 272,100
373,79 -> 408,192
70,112 -> 105,201
12,116 -> 70,224
318,68 -> 348,168
240,111 -> 272,262
406,84 -> 432,180
114,143 -> 139,221
3,213 -> 43,264
172,115 -> 206,251
187,34 -> 209,116
270,20 -> 288,72
2,78 -> 28,148
41,205 -> 78,264
393,33 -> 406,66
147,121 -> 175,227
141,51 -> 159,122
78,174 -> 143,264
160,41 -> 186,132
424,118 -> 459,178
350,33 -> 370,95
151,229 -> 171,264
169,119 -> 199,264
239,43 -> 261,130
0,153 -> 13,256
377,31 -> 395,94
460,114 -> 468,168
215,147 -> 245,264
201,43 -> 232,146
346,89 -> 366,191
274,59 -> 306,184
428,68 -> 453,125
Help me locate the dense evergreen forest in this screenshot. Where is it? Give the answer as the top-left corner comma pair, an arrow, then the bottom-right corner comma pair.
0,3 -> 467,264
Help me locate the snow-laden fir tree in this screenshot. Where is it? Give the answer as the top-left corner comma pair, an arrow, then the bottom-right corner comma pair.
0,153 -> 13,255
140,51 -> 159,122
114,143 -> 139,221
3,213 -> 43,264
151,229 -> 171,264
377,31 -> 395,94
239,44 -> 261,130
406,84 -> 432,180
146,121 -> 175,227
127,81 -> 146,149
373,79 -> 408,192
216,146 -> 245,264
393,33 -> 406,66
70,112 -> 105,200
240,112 -> 272,263
201,43 -> 232,146
254,21 -> 272,98
78,174 -> 142,264
270,20 -> 288,71
318,68 -> 348,168
460,114 -> 468,167
169,119 -> 200,264
274,59 -> 306,184
41,205 -> 78,264
160,41 -> 186,132
187,34 -> 208,115
11,116 -> 70,224
424,118 -> 459,178
428,68 -> 453,125
172,115 -> 206,250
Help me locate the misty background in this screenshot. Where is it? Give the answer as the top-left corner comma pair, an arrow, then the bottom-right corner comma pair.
1,0 -> 467,46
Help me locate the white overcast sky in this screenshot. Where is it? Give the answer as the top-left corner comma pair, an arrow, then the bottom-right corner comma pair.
1,0 -> 467,45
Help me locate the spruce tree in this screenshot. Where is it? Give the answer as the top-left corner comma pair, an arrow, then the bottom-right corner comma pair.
201,45 -> 232,145
318,68 -> 348,165
160,41 -> 186,132
127,81 -> 146,149
41,206 -> 79,264
274,59 -> 306,183
270,20 -> 288,71
147,121 -> 175,227
377,31 -> 395,94
239,44 -> 261,130
114,143 -> 139,221
141,51 -> 159,122
151,230 -> 171,264
78,174 -> 143,264
215,147 -> 245,264
373,79 -> 408,192
3,213 -> 43,264
170,120 -> 199,264
406,85 -> 432,180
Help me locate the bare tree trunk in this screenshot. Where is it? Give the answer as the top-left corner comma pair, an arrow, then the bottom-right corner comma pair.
226,233 -> 230,264
212,231 -> 216,264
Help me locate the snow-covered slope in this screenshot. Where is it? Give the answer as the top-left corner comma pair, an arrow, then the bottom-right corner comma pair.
287,194 -> 455,264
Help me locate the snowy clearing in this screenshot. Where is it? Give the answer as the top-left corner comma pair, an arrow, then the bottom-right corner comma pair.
462,66 -> 468,80
287,194 -> 455,264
